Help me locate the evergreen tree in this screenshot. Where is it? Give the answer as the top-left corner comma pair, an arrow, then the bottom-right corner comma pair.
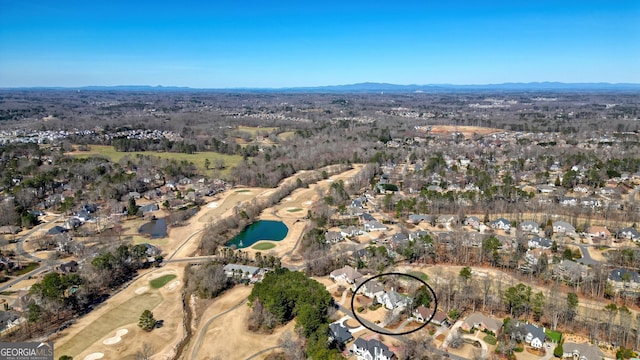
138,309 -> 157,331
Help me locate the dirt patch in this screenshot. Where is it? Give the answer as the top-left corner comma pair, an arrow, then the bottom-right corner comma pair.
428,125 -> 503,139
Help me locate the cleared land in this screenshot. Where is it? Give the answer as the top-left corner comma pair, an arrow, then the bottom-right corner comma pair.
69,145 -> 243,175
428,125 -> 502,139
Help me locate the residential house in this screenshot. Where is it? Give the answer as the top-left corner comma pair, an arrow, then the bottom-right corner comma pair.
0,225 -> 20,234
461,312 -> 502,335
554,260 -> 589,283
390,233 -> 409,249
573,185 -> 591,194
409,230 -> 429,242
553,221 -> 576,235
559,197 -> 578,207
325,231 -> 344,244
436,215 -> 457,226
490,218 -> 511,231
413,305 -> 447,325
74,209 -> 91,222
58,260 -> 78,273
341,226 -> 364,238
62,217 -> 81,230
376,290 -> 411,310
586,226 -> 610,240
351,337 -> 396,360
359,213 -> 375,224
513,323 -> 546,349
616,227 -> 640,242
562,342 -> 604,360
139,203 -> 159,214
608,268 -> 640,293
141,243 -> 161,256
408,214 -> 433,225
464,216 -> 482,229
519,221 -> 540,234
364,221 -> 387,232
580,198 -> 601,209
528,237 -> 552,250
223,264 -> 260,281
354,279 -> 385,299
11,290 -> 34,312
330,265 -> 363,285
329,322 -> 353,345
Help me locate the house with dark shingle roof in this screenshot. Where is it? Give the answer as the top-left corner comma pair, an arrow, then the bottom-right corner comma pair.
329,322 -> 353,345
351,337 -> 396,360
608,268 -> 640,293
513,323 -> 546,349
617,227 -> 640,242
490,218 -> 511,231
519,221 -> 540,233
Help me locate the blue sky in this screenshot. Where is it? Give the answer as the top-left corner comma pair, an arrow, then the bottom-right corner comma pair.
0,0 -> 638,87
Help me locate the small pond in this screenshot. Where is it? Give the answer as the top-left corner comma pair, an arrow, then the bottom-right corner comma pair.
139,218 -> 167,238
226,220 -> 288,249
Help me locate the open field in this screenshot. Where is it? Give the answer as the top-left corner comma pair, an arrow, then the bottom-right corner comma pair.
277,131 -> 296,140
429,125 -> 503,139
235,125 -> 278,135
69,145 -> 243,176
55,292 -> 163,357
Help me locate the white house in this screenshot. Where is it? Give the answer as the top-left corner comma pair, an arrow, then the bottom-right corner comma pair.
351,338 -> 396,360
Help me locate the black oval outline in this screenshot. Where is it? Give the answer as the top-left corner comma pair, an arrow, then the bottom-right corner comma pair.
349,272 -> 438,336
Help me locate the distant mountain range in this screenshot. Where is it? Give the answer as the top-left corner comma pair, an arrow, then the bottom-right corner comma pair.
4,82 -> 640,93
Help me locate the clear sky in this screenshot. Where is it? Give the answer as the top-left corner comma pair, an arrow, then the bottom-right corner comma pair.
0,0 -> 638,88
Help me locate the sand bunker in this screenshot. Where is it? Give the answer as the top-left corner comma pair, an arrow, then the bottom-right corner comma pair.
284,197 -> 292,201
167,280 -> 181,291
303,201 -> 313,205
207,202 -> 219,208
84,353 -> 104,360
135,286 -> 149,295
103,328 -> 128,345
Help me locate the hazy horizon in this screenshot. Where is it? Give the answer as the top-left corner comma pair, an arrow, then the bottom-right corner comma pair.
1,0 -> 638,88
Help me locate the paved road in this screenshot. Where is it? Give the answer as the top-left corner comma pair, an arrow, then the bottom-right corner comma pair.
245,346 -> 281,360
575,244 -> 598,266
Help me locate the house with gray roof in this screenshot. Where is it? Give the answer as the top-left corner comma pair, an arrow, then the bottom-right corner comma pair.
223,264 -> 260,281
329,322 -> 353,345
461,312 -> 502,335
528,236 -> 552,250
553,221 -> 576,235
408,214 -> 433,224
377,290 -> 411,310
608,268 -> 640,293
354,278 -> 385,299
490,218 -> 511,231
513,323 -> 546,349
519,221 -> 540,233
562,342 -> 604,360
617,227 -> 640,242
351,337 -> 396,360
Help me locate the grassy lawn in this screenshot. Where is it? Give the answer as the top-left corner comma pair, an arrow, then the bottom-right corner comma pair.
545,329 -> 562,343
70,145 -> 242,176
252,242 -> 276,251
149,274 -> 177,289
286,208 -> 303,212
12,262 -> 40,276
277,131 -> 296,140
55,293 -> 163,358
235,189 -> 251,193
483,334 -> 497,345
236,126 -> 278,135
408,271 -> 429,282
